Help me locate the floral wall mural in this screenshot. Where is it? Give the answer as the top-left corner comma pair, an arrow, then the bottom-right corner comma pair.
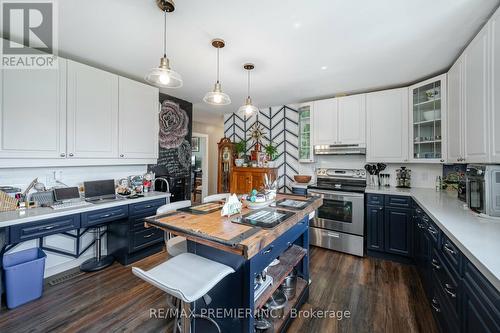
148,94 -> 193,200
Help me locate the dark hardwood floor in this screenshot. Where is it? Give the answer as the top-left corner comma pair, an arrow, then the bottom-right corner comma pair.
0,247 -> 438,333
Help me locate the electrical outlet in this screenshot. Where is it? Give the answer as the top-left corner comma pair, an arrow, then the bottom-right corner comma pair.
54,170 -> 63,181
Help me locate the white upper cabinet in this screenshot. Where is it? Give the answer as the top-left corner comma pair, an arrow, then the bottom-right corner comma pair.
67,60 -> 119,158
312,98 -> 338,145
463,24 -> 490,163
337,94 -> 366,145
366,88 -> 409,163
409,74 -> 447,163
490,8 -> 500,163
447,58 -> 465,163
0,60 -> 67,158
118,77 -> 159,159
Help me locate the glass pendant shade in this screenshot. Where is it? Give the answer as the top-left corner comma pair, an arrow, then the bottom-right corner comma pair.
145,7 -> 182,88
204,83 -> 231,105
238,97 -> 258,117
145,57 -> 183,88
204,39 -> 230,106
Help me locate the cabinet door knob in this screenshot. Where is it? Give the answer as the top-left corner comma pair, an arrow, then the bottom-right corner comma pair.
440,159 -> 444,163
60,153 -> 66,157
120,154 -> 124,158
69,153 -> 74,157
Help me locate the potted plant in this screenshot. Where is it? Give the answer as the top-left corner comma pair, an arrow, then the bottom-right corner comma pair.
264,142 -> 278,167
234,140 -> 247,167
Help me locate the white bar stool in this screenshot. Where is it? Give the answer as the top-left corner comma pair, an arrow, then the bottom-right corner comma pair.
132,253 -> 234,333
202,193 -> 230,204
157,200 -> 191,257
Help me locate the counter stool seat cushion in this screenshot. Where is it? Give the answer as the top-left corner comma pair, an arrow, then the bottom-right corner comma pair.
166,236 -> 187,257
132,253 -> 235,303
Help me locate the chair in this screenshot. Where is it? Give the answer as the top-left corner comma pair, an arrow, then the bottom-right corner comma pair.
202,193 -> 230,204
156,200 -> 191,257
132,253 -> 234,333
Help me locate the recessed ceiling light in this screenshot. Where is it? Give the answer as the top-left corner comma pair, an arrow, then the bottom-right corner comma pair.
293,22 -> 302,29
321,66 -> 328,70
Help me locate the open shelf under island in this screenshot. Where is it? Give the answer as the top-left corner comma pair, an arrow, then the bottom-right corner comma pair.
144,193 -> 322,333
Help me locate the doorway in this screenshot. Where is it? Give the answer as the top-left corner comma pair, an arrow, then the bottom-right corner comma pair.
191,133 -> 209,203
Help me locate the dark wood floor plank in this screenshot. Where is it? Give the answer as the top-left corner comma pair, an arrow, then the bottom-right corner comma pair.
0,247 -> 438,333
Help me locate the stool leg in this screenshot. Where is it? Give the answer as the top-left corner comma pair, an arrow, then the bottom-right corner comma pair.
181,301 -> 191,333
80,226 -> 115,272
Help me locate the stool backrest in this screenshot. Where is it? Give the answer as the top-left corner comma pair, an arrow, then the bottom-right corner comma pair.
156,200 -> 192,215
202,193 -> 230,204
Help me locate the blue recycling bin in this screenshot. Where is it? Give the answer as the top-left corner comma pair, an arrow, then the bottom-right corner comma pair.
3,248 -> 46,309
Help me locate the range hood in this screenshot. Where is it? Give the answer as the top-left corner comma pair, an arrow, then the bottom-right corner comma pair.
314,144 -> 366,155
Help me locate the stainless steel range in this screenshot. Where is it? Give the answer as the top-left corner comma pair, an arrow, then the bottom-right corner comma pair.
307,168 -> 366,256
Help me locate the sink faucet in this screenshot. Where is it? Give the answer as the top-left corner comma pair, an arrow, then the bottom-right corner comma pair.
153,177 -> 170,193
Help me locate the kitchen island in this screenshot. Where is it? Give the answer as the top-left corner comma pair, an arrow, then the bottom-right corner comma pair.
145,194 -> 322,333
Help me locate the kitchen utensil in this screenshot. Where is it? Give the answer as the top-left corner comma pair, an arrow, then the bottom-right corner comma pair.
254,316 -> 272,332
280,269 -> 297,299
293,175 -> 312,184
265,289 -> 287,318
376,163 -> 387,174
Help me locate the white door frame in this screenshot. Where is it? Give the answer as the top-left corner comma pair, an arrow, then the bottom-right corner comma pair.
192,132 -> 209,200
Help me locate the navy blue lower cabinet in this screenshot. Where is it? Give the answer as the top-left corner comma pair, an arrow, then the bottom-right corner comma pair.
414,213 -> 433,297
366,205 -> 384,251
186,216 -> 310,333
462,259 -> 500,333
108,198 -> 166,265
9,214 -> 80,243
366,195 -> 413,261
81,205 -> 128,227
384,207 -> 413,257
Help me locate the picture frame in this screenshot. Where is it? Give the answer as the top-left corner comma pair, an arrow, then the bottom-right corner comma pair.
192,137 -> 200,152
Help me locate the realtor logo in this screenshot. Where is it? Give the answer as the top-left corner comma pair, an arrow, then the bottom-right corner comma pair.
1,0 -> 58,69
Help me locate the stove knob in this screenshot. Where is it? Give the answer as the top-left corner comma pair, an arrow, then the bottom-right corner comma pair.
355,170 -> 360,176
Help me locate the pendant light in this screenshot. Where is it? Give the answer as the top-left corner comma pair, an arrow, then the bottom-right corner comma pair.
238,63 -> 258,117
203,39 -> 231,106
145,0 -> 183,88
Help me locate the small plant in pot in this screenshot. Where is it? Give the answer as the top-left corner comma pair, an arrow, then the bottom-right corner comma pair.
264,142 -> 278,167
234,140 -> 247,167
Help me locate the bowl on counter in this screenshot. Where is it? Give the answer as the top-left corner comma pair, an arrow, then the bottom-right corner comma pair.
293,175 -> 312,184
243,198 -> 274,210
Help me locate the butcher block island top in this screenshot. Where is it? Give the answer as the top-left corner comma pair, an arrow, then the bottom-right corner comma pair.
144,193 -> 322,259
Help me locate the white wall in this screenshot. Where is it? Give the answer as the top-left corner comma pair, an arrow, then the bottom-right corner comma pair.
298,155 -> 442,188
1,164 -> 147,277
192,121 -> 224,195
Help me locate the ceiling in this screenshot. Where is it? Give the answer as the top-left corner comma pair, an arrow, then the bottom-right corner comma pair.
11,0 -> 500,124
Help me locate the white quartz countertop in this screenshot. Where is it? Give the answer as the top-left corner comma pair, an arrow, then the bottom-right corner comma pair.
366,186 -> 500,291
0,191 -> 170,227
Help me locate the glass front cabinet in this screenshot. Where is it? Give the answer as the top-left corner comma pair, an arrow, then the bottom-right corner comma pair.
297,103 -> 314,163
409,74 -> 447,163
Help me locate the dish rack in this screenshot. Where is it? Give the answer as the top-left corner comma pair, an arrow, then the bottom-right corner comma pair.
0,190 -> 18,212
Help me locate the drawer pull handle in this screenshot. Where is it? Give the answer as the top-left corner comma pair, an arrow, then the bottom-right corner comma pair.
327,232 -> 340,238
102,214 -> 112,218
144,205 -> 152,209
143,233 -> 156,239
427,227 -> 438,235
444,284 -> 457,298
42,224 -> 59,230
444,243 -> 456,255
431,298 -> 441,313
263,246 -> 274,255
431,259 -> 441,270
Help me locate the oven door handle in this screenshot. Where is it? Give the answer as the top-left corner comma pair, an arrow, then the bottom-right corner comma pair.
308,189 -> 364,198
